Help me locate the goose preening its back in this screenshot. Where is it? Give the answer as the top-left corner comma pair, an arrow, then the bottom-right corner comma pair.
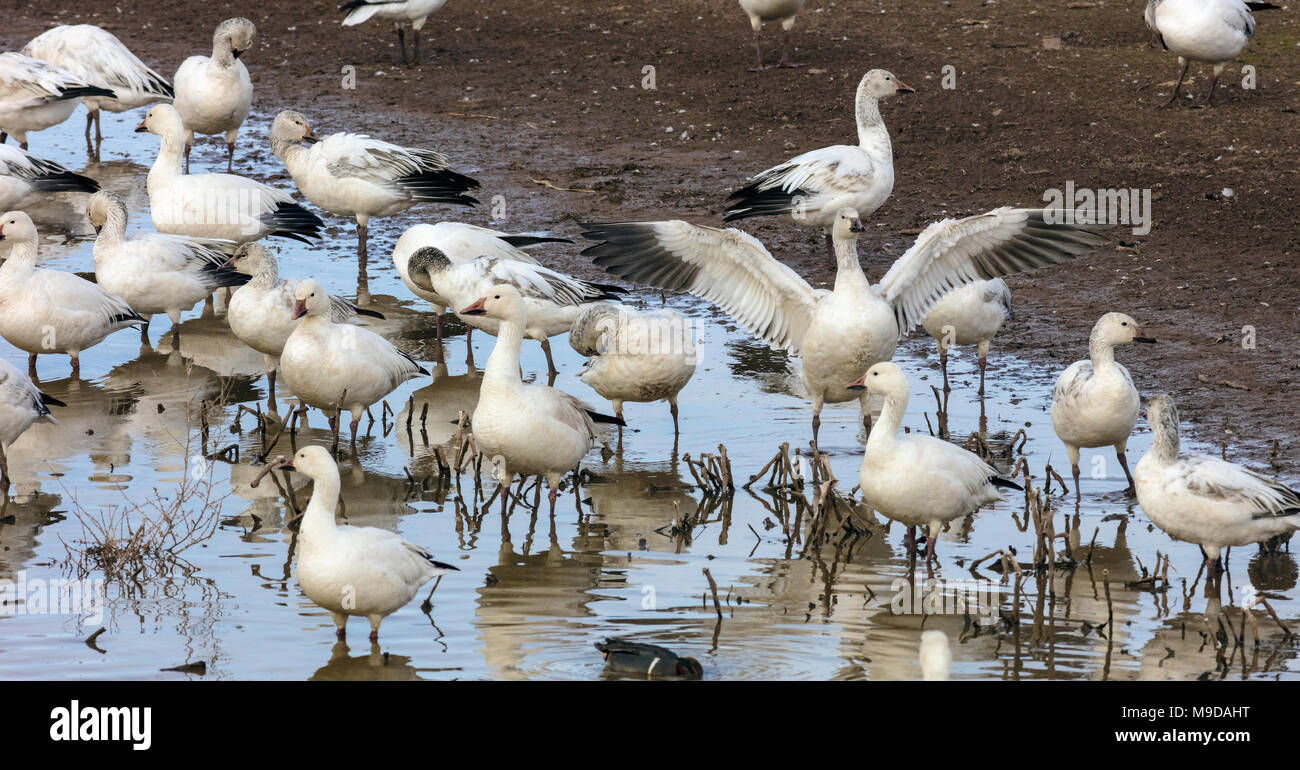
462,284 -> 624,517
0,52 -> 115,150
275,445 -> 458,642
1147,0 -> 1263,107
582,206 -> 1107,443
270,110 -> 479,260
739,0 -> 808,70
1135,394 -> 1300,574
0,211 -> 144,376
340,0 -> 449,65
0,144 -> 98,209
569,303 -> 697,434
1050,313 -> 1156,498
172,18 -> 256,172
921,278 -> 1012,395
137,104 -> 324,245
849,361 -> 1022,563
21,24 -> 173,146
0,356 -> 65,493
723,69 -> 913,259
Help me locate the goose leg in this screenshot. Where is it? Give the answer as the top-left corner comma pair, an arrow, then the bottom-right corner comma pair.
331,611 -> 347,639
225,138 -> 236,173
396,27 -> 408,65
184,142 -> 191,174
266,368 -> 278,413
413,27 -> 421,65
669,398 -> 680,436
70,353 -> 80,379
1116,446 -> 1136,495
748,27 -> 765,72
939,348 -> 950,392
1161,59 -> 1189,108
139,318 -> 151,347
778,25 -> 804,68
1206,63 -> 1226,106
540,338 -> 559,376
94,109 -> 103,143
356,218 -> 368,262
925,528 -> 938,565
368,617 -> 381,644
329,412 -> 340,455
811,413 -> 821,446
548,486 -> 558,520
0,444 -> 9,495
27,353 -> 36,376
349,418 -> 360,454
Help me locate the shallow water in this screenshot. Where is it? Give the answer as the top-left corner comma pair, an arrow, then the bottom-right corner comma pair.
0,110 -> 1296,681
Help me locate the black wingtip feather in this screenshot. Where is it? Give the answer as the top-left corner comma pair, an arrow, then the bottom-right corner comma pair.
31,170 -> 99,195
500,235 -> 573,248
354,307 -> 385,319
40,392 -> 67,408
587,410 -> 626,426
990,476 -> 1024,491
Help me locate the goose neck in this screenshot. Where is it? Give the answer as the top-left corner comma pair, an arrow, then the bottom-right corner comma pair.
833,237 -> 869,292
855,95 -> 889,147
300,475 -> 342,538
865,390 -> 908,453
484,317 -> 525,384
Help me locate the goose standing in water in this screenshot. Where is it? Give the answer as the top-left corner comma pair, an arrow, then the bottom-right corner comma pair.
280,279 -> 425,450
738,0 -> 807,70
340,0 -> 449,65
1146,0 -> 1259,107
272,445 -> 457,642
0,52 -> 115,149
0,144 -> 98,209
227,243 -> 384,413
87,191 -> 247,347
1135,394 -> 1300,575
461,285 -> 624,518
0,211 -> 144,376
849,362 -> 1021,563
921,278 -> 1012,395
21,24 -> 173,147
172,18 -> 255,172
269,110 -> 478,261
583,207 -> 1106,444
723,69 -> 912,259
1050,313 -> 1156,498
0,357 -> 65,493
569,303 -> 697,435
137,104 -> 324,244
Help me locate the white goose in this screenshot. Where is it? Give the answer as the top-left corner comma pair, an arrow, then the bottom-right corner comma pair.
227,243 -> 384,411
0,144 -> 98,209
87,191 -> 247,346
1135,393 -> 1300,573
739,0 -> 808,70
582,207 -> 1107,443
0,211 -> 144,376
275,445 -> 458,642
849,361 -> 1021,562
568,303 -> 697,434
919,630 -> 951,681
723,69 -> 913,259
280,279 -> 425,449
269,110 -> 478,260
172,18 -> 255,172
399,239 -> 624,375
1050,313 -> 1156,498
21,24 -> 173,145
0,52 -> 115,149
137,104 -> 324,245
340,0 -> 449,65
0,356 -> 64,492
462,284 -> 624,517
1147,0 -> 1258,106
921,278 -> 1012,395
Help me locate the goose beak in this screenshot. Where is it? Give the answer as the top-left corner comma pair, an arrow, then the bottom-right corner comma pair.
220,255 -> 236,269
0,225 -> 6,241
92,224 -> 102,234
460,297 -> 488,316
133,119 -> 148,133
1134,336 -> 1157,344
232,48 -> 246,60
292,299 -> 308,320
895,80 -> 916,94
302,130 -> 319,144
275,459 -> 295,472
849,218 -> 865,233
847,375 -> 867,391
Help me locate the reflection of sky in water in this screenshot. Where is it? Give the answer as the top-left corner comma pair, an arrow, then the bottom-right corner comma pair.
0,109 -> 1295,681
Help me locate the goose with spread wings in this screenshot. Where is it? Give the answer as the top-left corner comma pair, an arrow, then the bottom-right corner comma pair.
0,52 -> 115,149
582,206 -> 1106,442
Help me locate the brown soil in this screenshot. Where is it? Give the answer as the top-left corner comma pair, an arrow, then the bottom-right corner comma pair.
6,0 -> 1299,465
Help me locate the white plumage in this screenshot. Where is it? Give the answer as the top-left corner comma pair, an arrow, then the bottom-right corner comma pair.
0,143 -> 98,209
1050,312 -> 1157,498
1136,393 -> 1300,568
1147,0 -> 1258,106
172,18 -> 255,172
0,356 -> 63,492
340,0 -> 449,64
283,445 -> 457,642
584,207 -> 1106,442
0,211 -> 144,376
921,278 -> 1012,394
0,52 -> 114,149
738,0 -> 808,70
919,630 -> 952,681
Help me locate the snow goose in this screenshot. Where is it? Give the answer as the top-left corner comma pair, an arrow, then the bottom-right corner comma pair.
461,284 -> 624,517
21,24 -> 173,145
273,444 -> 457,641
1135,393 -> 1300,574
1050,312 -> 1156,498
0,211 -> 144,376
392,221 -> 569,343
848,361 -> 1021,562
0,52 -> 115,149
87,191 -> 247,346
400,241 -> 625,375
1148,0 -> 1259,106
341,0 -> 449,65
269,109 -> 478,260
568,302 -> 697,434
172,18 -> 255,172
136,104 -> 324,244
921,278 -> 1012,395
280,278 -> 425,449
723,69 -> 913,259
0,143 -> 98,209
919,630 -> 951,681
0,357 -> 65,493
739,0 -> 808,70
227,243 -> 384,411
582,207 -> 1107,443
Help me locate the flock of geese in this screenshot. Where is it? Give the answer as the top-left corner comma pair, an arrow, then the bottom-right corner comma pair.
0,2 -> 1296,654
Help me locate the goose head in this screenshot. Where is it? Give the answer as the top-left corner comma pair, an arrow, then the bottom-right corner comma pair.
292,279 -> 330,320
1146,392 -> 1181,459
272,110 -> 319,145
831,207 -> 865,241
459,284 -> 527,323
569,302 -> 621,356
227,242 -> 274,275
858,69 -> 915,100
405,246 -> 452,293
86,191 -> 126,234
276,444 -> 337,481
215,17 -> 257,59
1091,312 -> 1156,347
134,103 -> 186,141
0,210 -> 37,245
846,360 -> 908,399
